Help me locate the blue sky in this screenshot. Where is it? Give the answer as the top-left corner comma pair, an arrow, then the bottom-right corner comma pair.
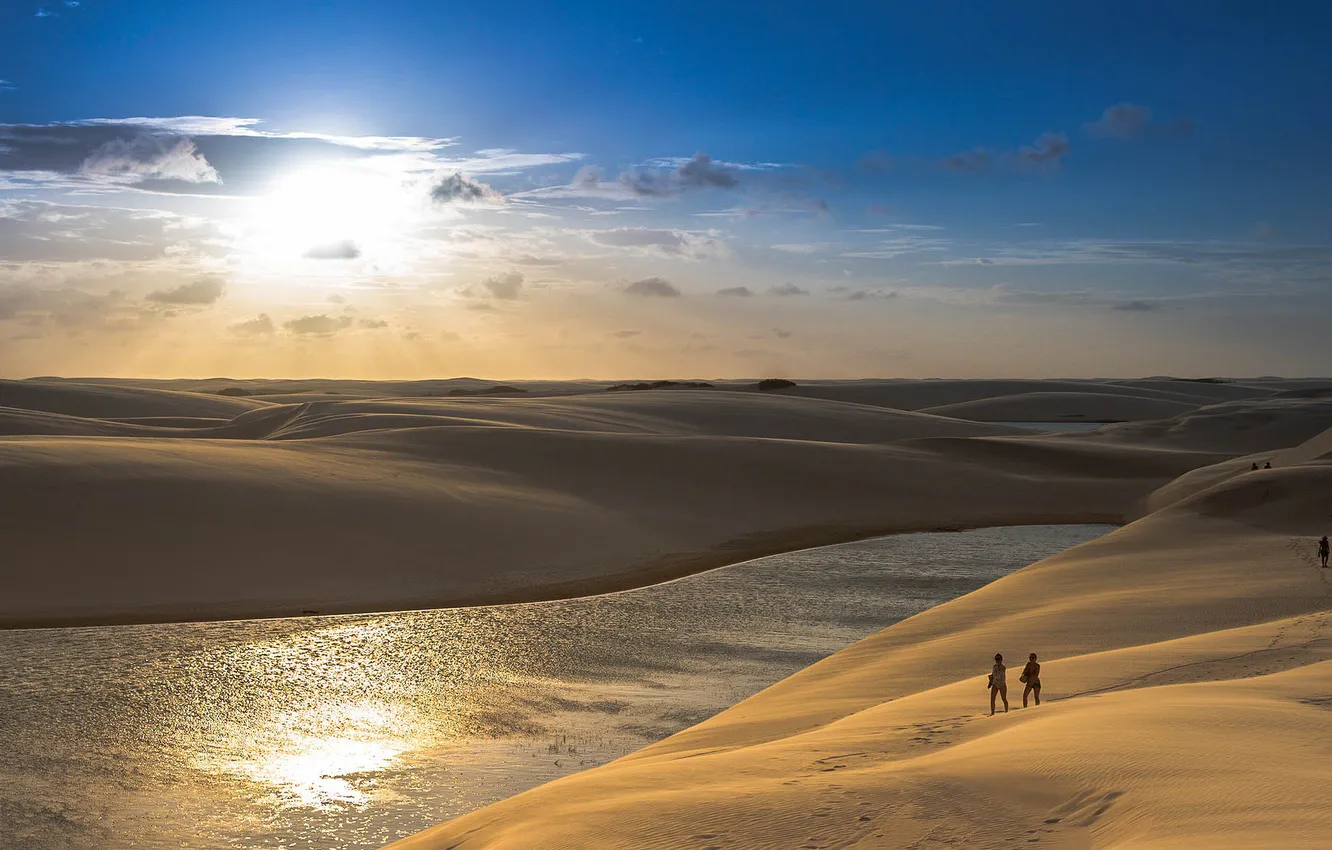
1,1 -> 1330,378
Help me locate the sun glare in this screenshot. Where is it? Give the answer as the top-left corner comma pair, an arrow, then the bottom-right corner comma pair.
241,161 -> 422,274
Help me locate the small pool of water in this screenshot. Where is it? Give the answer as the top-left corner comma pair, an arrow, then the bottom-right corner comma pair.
0,523 -> 1114,850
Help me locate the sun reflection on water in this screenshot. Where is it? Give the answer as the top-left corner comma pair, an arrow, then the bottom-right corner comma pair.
216,702 -> 422,810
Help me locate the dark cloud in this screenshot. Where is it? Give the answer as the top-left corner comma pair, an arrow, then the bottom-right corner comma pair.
303,240 -> 362,260
676,152 -> 738,189
463,271 -> 524,300
571,165 -> 604,189
768,283 -> 808,297
773,328 -> 793,339
866,203 -> 894,217
618,152 -> 738,197
717,286 -> 753,297
145,277 -> 225,305
611,329 -> 641,338
283,314 -> 352,335
623,277 -> 681,297
1017,132 -> 1070,166
845,289 -> 898,301
429,172 -> 502,204
358,318 -> 390,329
230,314 -> 275,336
943,132 -> 1069,172
1112,300 -> 1161,312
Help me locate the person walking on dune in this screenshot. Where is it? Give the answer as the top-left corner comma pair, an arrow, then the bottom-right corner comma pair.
1319,536 -> 1329,568
988,653 -> 1009,715
1021,653 -> 1042,707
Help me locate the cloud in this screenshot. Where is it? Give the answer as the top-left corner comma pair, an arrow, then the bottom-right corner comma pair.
81,135 -> 221,183
676,152 -> 739,190
623,277 -> 681,297
1017,132 -> 1070,167
145,277 -> 225,305
35,8 -> 57,17
229,314 -> 275,336
303,239 -> 362,260
773,328 -> 793,339
283,314 -> 352,335
1112,300 -> 1161,312
619,152 -> 738,197
358,318 -> 390,329
866,203 -> 894,217
768,283 -> 809,297
572,165 -> 604,189
942,147 -> 993,173
0,283 -> 130,328
717,286 -> 753,297
1252,221 -> 1278,240
942,132 -> 1069,172
1083,103 -> 1152,140
463,271 -> 525,300
845,289 -> 899,301
588,227 -> 728,259
611,329 -> 642,338
0,81 -> 15,92
429,172 -> 502,204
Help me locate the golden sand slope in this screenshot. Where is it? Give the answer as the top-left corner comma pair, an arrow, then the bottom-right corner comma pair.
386,452 -> 1332,850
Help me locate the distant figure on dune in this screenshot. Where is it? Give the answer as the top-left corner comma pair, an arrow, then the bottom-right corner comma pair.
1319,536 -> 1329,568
1264,461 -> 1272,469
988,653 -> 1009,715
1021,653 -> 1042,707
1251,462 -> 1259,471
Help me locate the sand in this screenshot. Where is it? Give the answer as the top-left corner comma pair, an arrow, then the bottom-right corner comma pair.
386,426 -> 1332,850
6,374 -> 1332,845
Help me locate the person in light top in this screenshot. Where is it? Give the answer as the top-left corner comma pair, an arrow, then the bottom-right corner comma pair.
988,653 -> 1009,715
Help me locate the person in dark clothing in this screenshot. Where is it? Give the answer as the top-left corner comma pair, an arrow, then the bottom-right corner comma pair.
1251,462 -> 1259,471
1319,536 -> 1329,568
1264,461 -> 1272,469
1021,653 -> 1042,707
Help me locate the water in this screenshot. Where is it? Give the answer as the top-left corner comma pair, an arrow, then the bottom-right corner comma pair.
0,524 -> 1113,850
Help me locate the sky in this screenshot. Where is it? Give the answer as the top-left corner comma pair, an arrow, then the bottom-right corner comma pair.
1,1 -> 1330,379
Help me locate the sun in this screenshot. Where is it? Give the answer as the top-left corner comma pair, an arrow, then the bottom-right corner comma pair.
240,160 -> 421,274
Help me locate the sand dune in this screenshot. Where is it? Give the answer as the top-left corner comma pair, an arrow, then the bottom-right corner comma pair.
1096,396 -> 1332,452
388,440 -> 1332,850
920,390 -> 1197,423
0,379 -> 1235,626
781,378 -> 1279,411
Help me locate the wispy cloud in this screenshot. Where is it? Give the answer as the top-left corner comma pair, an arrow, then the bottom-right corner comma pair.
1083,103 -> 1192,141
587,227 -> 728,259
461,271 -> 525,300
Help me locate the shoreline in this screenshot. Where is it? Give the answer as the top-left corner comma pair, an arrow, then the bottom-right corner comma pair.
0,513 -> 1124,631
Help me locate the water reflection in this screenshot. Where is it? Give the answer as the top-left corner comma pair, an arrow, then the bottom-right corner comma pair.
0,524 -> 1112,849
